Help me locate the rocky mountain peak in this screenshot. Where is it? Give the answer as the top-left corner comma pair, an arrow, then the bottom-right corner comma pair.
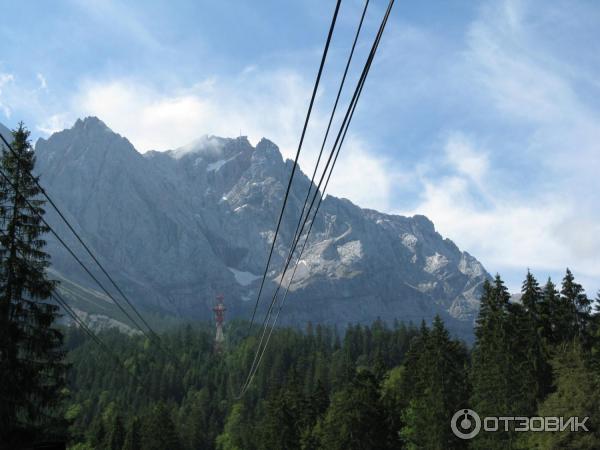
28,117 -> 488,339
36,117 -> 140,169
74,116 -> 110,132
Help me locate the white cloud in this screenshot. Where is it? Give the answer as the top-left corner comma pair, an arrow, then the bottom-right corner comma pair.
326,135 -> 402,212
402,137 -> 600,289
36,73 -> 47,90
0,72 -> 15,118
60,70 -> 315,156
60,71 -> 400,212
37,113 -> 71,135
444,133 -> 490,188
402,0 -> 600,292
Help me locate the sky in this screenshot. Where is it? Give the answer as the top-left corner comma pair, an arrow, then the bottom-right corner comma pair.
0,0 -> 599,295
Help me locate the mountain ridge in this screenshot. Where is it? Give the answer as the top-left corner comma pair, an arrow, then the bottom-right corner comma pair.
2,117 -> 489,338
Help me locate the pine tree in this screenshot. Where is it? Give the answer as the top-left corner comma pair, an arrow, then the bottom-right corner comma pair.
315,369 -> 388,450
106,413 -> 125,450
539,278 -> 561,346
399,316 -> 469,450
522,343 -> 600,449
517,271 -> 552,400
216,402 -> 249,450
122,417 -> 141,450
560,268 -> 591,343
0,123 -> 67,445
140,403 -> 181,450
259,374 -> 306,449
470,276 -> 522,449
521,269 -> 542,315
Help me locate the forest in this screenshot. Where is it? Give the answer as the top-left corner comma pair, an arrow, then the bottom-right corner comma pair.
56,269 -> 600,450
1,125 -> 600,449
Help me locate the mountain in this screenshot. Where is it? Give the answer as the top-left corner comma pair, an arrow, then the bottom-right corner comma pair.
0,122 -> 11,142
6,117 -> 489,338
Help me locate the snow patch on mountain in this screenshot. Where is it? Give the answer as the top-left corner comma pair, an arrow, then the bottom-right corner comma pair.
228,267 -> 261,286
401,233 -> 418,251
207,154 -> 237,172
424,252 -> 449,273
337,240 -> 363,265
171,135 -> 224,159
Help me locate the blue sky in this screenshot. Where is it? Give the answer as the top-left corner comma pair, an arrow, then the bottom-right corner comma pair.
0,0 -> 599,295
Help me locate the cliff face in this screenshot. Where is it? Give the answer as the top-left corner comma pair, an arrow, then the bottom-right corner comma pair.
29,117 -> 488,336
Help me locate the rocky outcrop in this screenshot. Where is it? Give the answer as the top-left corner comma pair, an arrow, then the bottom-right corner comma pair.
26,117 -> 489,337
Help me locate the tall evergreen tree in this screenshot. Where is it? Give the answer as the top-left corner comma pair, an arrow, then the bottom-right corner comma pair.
522,343 -> 600,449
106,413 -> 125,450
521,270 -> 543,315
399,316 -> 469,450
140,403 -> 181,450
0,123 -> 67,446
539,278 -> 561,346
122,417 -> 141,450
471,275 -> 535,449
259,380 -> 305,450
518,271 -> 552,400
315,369 -> 388,450
560,268 -> 591,343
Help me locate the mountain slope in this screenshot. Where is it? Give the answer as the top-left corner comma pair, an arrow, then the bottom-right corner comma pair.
21,117 -> 488,336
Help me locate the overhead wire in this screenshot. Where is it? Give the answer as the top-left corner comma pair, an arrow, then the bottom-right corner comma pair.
239,0 -> 373,395
288,0 -> 370,272
0,133 -> 161,344
239,0 -> 395,395
247,0 -> 342,333
51,290 -> 151,391
0,160 -> 153,341
0,225 -> 150,391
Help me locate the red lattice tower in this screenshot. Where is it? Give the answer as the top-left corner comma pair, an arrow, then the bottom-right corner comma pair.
213,294 -> 226,352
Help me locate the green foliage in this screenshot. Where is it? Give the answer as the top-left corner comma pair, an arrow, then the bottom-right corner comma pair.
64,320 -> 419,449
140,403 -> 182,450
57,268 -> 599,449
216,403 -> 246,450
122,417 -> 141,450
472,275 -> 545,449
0,123 -> 67,446
522,343 -> 600,449
315,369 -> 388,450
398,316 -> 469,450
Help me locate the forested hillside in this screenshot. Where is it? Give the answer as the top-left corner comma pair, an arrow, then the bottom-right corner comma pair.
62,270 -> 600,450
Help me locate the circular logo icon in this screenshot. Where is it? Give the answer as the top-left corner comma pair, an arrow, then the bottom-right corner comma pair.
451,409 -> 481,440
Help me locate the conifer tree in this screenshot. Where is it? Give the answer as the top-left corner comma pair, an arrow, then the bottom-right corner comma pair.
560,268 -> 591,343
539,278 -> 561,345
521,270 -> 543,315
122,417 -> 141,450
522,343 -> 600,449
140,403 -> 181,450
259,382 -> 304,449
471,276 -> 529,449
0,123 -> 66,445
315,369 -> 388,450
106,413 -> 125,450
399,316 -> 469,450
517,271 -> 552,400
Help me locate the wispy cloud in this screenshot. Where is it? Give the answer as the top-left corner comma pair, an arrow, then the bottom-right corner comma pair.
36,73 -> 47,90
0,72 -> 15,117
57,69 -> 311,154
0,0 -> 597,294
401,0 -> 600,291
326,135 -> 407,212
